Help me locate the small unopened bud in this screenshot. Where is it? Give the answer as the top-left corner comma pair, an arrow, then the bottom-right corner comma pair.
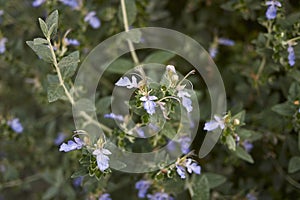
234,119 -> 240,125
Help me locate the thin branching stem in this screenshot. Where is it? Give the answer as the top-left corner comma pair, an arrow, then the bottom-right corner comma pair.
47,38 -> 75,105
120,0 -> 140,65
0,173 -> 41,189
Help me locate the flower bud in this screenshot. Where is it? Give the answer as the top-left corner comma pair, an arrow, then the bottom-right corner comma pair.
234,119 -> 240,125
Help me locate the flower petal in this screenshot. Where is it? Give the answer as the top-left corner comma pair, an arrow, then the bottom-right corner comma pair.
204,121 -> 219,131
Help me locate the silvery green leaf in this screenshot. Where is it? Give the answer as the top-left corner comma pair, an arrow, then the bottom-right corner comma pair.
38,18 -> 48,38
106,58 -> 133,74
47,74 -> 59,84
45,10 -> 58,38
272,102 -> 295,117
26,41 -> 53,63
144,51 -> 175,64
192,175 -> 210,200
226,135 -> 236,151
47,83 -> 65,102
234,146 -> 254,164
74,98 -> 96,112
58,51 -> 80,79
203,173 -> 226,189
33,38 -> 48,45
288,156 -> 300,173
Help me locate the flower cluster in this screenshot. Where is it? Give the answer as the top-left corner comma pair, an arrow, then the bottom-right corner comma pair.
59,0 -> 80,9
135,180 -> 151,198
59,137 -> 84,152
209,37 -> 235,58
178,135 -> 191,154
147,192 -> 174,200
104,113 -> 124,121
204,115 -> 225,131
64,38 -> 80,46
115,65 -> 194,117
265,1 -> 281,20
32,0 -> 46,7
175,158 -> 201,179
287,44 -> 295,66
84,11 -> 101,29
92,148 -> 112,172
0,37 -> 7,54
7,118 -> 23,134
98,193 -> 112,200
59,135 -> 112,173
54,132 -> 67,146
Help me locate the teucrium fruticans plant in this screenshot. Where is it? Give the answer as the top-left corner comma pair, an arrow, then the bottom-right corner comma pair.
25,8 -> 259,199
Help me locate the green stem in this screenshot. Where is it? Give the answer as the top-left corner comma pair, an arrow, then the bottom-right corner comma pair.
286,36 -> 300,44
80,111 -> 112,134
158,96 -> 180,103
47,38 -> 75,105
256,21 -> 272,82
0,173 -> 41,190
186,175 -> 194,198
177,70 -> 196,87
120,0 -> 140,66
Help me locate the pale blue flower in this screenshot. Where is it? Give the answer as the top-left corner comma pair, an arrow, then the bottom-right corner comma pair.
176,158 -> 201,179
7,118 -> 23,133
93,148 -> 111,172
84,11 -> 101,29
177,90 -> 193,112
99,193 -> 112,200
209,47 -> 218,58
0,38 -> 7,54
104,113 -> 124,121
178,135 -> 191,154
64,38 -> 80,46
176,165 -> 186,179
59,0 -> 79,9
147,192 -> 174,200
266,1 -> 281,20
204,115 -> 225,131
218,38 -> 235,46
246,193 -> 257,200
235,135 -> 240,144
185,158 -> 201,175
140,95 -> 158,115
32,0 -> 46,7
135,180 -> 151,198
59,137 -> 84,152
73,176 -> 83,187
243,140 -> 253,152
115,76 -> 138,89
136,127 -> 145,138
54,132 -> 66,145
288,45 -> 295,66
